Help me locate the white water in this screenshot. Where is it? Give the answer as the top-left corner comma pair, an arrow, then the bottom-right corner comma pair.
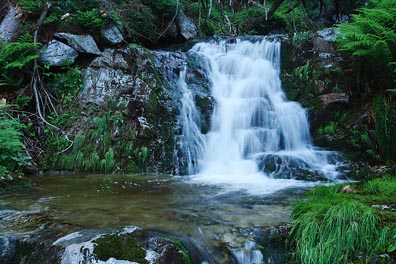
178,38 -> 343,195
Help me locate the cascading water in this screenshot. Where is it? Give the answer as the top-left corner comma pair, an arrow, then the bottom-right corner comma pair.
177,37 -> 343,195
175,66 -> 207,175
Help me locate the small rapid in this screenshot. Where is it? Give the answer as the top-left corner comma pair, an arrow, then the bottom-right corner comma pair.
177,37 -> 344,194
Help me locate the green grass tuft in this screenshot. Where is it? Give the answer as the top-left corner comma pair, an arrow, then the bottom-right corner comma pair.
290,184 -> 391,264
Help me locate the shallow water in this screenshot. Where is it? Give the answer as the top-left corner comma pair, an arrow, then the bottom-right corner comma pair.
0,174 -> 309,262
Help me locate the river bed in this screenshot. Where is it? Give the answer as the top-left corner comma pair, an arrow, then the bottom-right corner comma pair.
0,173 -> 311,263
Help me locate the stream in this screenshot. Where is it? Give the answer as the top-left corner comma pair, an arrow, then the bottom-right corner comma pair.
0,173 -> 311,263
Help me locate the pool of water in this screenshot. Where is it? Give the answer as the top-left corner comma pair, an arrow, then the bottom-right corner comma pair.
0,174 -> 309,262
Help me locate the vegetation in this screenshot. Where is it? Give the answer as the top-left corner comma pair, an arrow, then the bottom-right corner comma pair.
374,96 -> 396,162
0,105 -> 31,177
289,178 -> 396,263
337,0 -> 396,93
0,34 -> 39,88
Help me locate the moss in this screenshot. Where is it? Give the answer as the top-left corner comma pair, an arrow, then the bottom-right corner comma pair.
93,234 -> 148,263
0,176 -> 31,192
12,239 -> 60,264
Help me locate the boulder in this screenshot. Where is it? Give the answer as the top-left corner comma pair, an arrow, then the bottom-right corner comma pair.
40,40 -> 78,66
319,92 -> 349,110
81,49 -> 134,106
101,24 -> 124,45
0,5 -> 20,42
0,236 -> 16,264
176,10 -> 198,40
54,33 -> 101,55
165,22 -> 178,38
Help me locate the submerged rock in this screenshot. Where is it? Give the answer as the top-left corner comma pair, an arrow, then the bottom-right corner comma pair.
0,236 -> 16,264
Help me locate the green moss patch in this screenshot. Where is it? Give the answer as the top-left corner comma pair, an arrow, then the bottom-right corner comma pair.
93,233 -> 148,263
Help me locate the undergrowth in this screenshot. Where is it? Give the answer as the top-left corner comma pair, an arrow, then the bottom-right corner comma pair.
289,177 -> 396,264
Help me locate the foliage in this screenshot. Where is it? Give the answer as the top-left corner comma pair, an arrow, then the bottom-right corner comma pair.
67,9 -> 107,31
44,65 -> 83,105
337,0 -> 396,92
0,34 -> 40,88
363,174 -> 396,197
0,106 -> 30,176
293,61 -> 310,82
373,96 -> 396,162
289,184 -> 392,263
108,0 -> 177,44
19,0 -> 108,31
233,8 -> 268,35
19,0 -> 45,15
317,121 -> 336,135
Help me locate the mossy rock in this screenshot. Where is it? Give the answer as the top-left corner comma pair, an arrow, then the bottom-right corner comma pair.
93,233 -> 148,263
0,176 -> 31,193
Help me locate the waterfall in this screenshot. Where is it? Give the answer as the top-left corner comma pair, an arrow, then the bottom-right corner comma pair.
175,65 -> 207,175
177,37 -> 343,194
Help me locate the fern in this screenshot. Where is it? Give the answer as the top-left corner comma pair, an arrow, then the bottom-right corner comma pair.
337,0 -> 396,91
0,34 -> 40,88
0,107 -> 29,174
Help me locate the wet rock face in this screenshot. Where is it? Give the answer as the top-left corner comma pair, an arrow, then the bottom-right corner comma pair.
77,46 -> 188,172
81,48 -> 134,107
281,28 -> 349,131
1,224 -> 190,264
0,236 -> 15,264
184,52 -> 213,134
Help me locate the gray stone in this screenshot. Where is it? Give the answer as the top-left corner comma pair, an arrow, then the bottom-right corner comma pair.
40,40 -> 78,66
176,10 -> 198,40
0,236 -> 16,263
316,28 -> 340,42
319,92 -> 349,109
0,5 -> 20,42
101,25 -> 124,45
165,22 -> 178,38
80,49 -> 134,106
54,33 -> 101,55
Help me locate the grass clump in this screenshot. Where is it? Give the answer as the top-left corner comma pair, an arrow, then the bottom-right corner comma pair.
289,184 -> 392,264
363,175 -> 396,197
